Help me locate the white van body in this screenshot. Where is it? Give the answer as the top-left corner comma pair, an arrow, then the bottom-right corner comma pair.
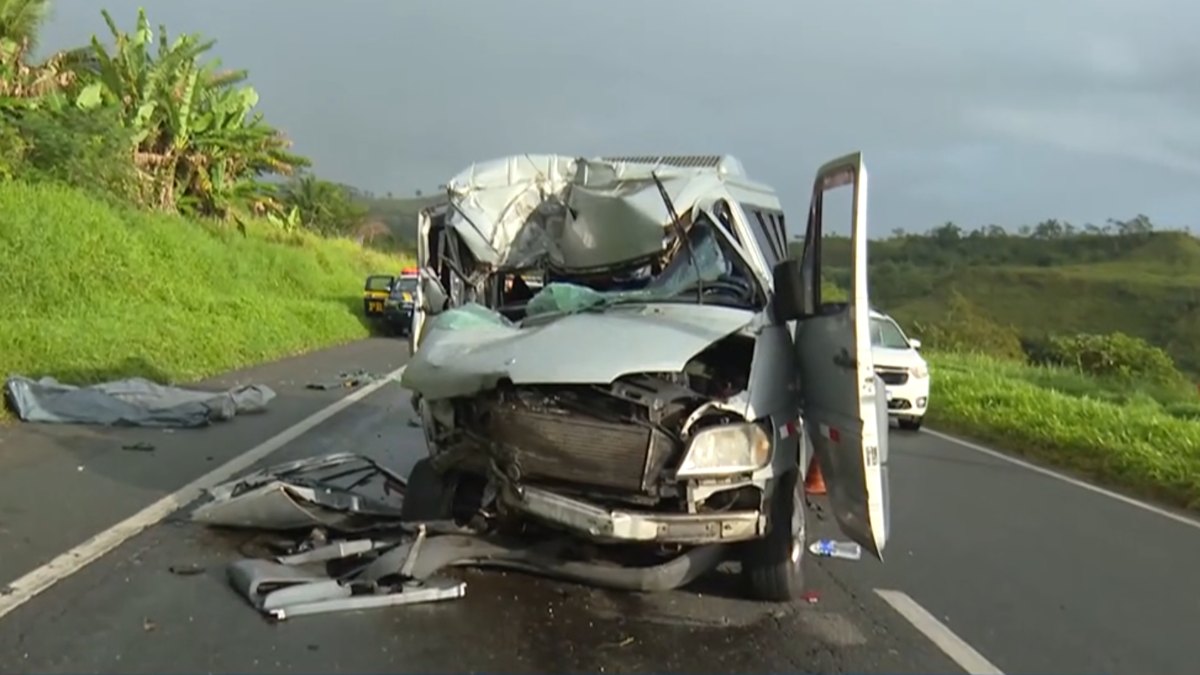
402,153 -> 890,601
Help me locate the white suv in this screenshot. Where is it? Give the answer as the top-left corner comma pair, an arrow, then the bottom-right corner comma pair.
870,310 -> 929,431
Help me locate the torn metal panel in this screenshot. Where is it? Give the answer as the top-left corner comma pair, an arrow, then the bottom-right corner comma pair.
227,559 -> 332,609
191,453 -> 406,532
442,154 -> 751,271
3,376 -> 275,428
275,539 -> 383,565
268,578 -> 466,621
227,527 -> 467,621
400,301 -> 755,400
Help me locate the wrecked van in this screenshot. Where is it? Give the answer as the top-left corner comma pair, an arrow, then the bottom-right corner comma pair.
399,153 -> 889,601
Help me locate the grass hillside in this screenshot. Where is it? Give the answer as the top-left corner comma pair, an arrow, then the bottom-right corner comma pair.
810,228 -> 1200,374
0,181 -> 411,386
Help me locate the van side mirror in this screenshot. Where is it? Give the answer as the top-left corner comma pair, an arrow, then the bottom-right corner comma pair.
909,338 -> 922,350
420,275 -> 448,315
771,258 -> 815,322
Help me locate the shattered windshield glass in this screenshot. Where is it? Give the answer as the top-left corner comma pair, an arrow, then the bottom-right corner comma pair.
523,216 -> 757,318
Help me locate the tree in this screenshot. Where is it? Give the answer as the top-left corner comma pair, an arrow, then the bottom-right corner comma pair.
930,221 -> 962,243
73,8 -> 309,218
279,172 -> 368,235
0,0 -> 50,48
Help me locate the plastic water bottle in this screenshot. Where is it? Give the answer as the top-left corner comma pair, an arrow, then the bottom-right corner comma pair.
808,538 -> 862,560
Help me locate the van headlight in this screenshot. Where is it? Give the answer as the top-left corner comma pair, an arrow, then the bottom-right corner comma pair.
677,423 -> 772,477
910,363 -> 929,379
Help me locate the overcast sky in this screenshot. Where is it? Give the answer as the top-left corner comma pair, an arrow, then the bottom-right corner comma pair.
40,0 -> 1199,236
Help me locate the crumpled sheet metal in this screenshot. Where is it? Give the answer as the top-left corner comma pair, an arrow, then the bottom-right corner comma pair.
3,375 -> 275,428
225,527 -> 725,622
227,525 -> 466,621
399,299 -> 754,400
443,154 -> 735,271
191,453 -> 407,532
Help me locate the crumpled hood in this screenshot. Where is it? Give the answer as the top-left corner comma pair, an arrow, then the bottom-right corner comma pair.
401,303 -> 756,400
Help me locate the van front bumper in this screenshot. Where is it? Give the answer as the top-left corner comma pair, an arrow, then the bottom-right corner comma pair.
510,485 -> 767,545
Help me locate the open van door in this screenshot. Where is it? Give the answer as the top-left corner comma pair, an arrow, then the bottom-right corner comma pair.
792,152 -> 890,560
412,204 -> 451,353
410,208 -> 435,353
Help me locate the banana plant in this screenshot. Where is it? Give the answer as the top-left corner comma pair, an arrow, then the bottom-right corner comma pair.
73,7 -> 308,216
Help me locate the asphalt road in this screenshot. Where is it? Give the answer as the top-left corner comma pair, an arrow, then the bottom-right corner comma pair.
0,337 -> 1197,673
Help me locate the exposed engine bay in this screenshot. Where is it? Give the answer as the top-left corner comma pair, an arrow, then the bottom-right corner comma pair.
420,334 -> 760,518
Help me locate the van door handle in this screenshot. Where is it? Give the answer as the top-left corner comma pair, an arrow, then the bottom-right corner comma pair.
832,349 -> 857,369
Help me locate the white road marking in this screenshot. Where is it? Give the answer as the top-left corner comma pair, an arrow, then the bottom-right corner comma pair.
0,364 -> 408,622
922,428 -> 1200,531
875,589 -> 1004,675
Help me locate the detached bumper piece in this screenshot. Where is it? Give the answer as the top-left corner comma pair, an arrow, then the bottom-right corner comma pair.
227,525 -> 466,621
516,485 -> 764,544
197,452 -> 732,622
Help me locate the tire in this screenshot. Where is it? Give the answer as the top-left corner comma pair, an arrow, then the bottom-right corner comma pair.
400,457 -> 457,522
898,416 -> 923,431
742,469 -> 807,601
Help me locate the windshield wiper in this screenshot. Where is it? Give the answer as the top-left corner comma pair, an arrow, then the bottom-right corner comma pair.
651,171 -> 703,305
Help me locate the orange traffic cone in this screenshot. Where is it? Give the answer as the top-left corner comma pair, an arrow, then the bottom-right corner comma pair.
804,455 -> 827,495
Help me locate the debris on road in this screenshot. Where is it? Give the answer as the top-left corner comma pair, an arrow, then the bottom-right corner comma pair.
122,442 -> 156,453
3,375 -> 275,428
305,370 -> 380,391
227,524 -> 466,621
192,451 -> 744,620
190,453 -> 407,532
167,563 -> 205,576
808,539 -> 863,560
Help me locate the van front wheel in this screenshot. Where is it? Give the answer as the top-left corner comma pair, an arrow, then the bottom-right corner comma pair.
742,469 -> 807,601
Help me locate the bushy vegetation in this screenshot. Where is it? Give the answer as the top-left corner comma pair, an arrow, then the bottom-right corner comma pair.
0,1 -> 411,410
813,218 -> 1200,374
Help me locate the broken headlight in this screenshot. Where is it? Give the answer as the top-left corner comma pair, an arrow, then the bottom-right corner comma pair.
676,422 -> 772,477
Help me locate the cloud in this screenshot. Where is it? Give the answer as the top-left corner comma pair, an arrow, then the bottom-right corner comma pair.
968,99 -> 1200,176
36,0 -> 1200,232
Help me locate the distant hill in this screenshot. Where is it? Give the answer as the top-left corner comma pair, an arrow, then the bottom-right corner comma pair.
793,225 -> 1200,374
353,192 -> 448,247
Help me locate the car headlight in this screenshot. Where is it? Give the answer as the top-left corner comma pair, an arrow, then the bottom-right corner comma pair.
910,363 -> 929,379
677,423 -> 772,477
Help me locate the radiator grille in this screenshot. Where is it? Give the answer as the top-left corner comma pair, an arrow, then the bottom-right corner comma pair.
875,367 -> 909,386
486,405 -> 666,492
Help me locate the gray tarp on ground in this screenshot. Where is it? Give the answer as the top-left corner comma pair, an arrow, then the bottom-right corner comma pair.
3,375 -> 276,428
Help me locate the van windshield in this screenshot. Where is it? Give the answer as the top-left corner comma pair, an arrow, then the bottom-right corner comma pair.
870,316 -> 910,349
522,217 -> 761,318
391,277 -> 418,296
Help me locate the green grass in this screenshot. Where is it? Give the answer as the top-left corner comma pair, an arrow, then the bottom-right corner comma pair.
0,181 -> 412,405
927,352 -> 1200,510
